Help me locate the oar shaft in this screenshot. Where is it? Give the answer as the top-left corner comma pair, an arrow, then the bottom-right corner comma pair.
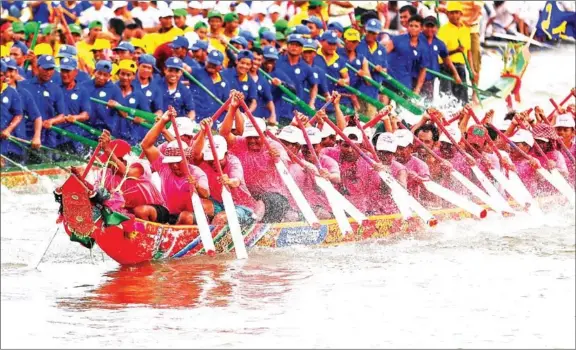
546,90 -> 574,120
81,143 -> 102,180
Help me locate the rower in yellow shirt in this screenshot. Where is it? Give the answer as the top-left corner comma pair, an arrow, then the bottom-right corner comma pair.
437,1 -> 476,104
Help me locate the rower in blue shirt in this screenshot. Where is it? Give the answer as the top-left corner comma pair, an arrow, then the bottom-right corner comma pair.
82,60 -> 124,137
21,55 -> 66,149
250,47 -> 276,124
44,57 -> 92,155
157,57 -> 195,119
261,45 -> 297,123
54,45 -> 91,84
276,35 -> 319,113
357,19 -> 388,114
189,50 -> 230,123
3,58 -> 42,156
172,36 -> 202,72
338,28 -> 371,113
301,38 -> 327,112
420,16 -> 462,100
386,15 -> 430,96
221,50 -> 258,111
0,60 -> 25,164
133,54 -> 163,116
110,59 -> 152,144
313,30 -> 350,113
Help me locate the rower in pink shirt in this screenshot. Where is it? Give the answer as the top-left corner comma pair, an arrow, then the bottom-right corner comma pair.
140,108 -> 211,225
435,125 -> 474,194
219,92 -> 294,223
554,113 -> 575,183
192,118 -> 265,224
372,132 -> 409,214
393,129 -> 431,201
508,129 -> 542,196
531,123 -> 570,179
322,126 -> 381,214
292,127 -> 342,219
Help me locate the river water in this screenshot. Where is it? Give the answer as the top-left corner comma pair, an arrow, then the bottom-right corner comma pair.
1,46 -> 575,349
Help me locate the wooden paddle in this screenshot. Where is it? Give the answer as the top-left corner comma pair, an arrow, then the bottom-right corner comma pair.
167,106 -> 216,256
204,124 -> 248,259
237,100 -> 321,229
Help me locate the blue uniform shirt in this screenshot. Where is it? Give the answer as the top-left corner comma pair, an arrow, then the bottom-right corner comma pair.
157,79 -> 195,117
81,79 -> 124,135
221,68 -> 257,104
357,39 -> 388,98
267,67 -> 296,121
313,50 -> 348,112
20,77 -> 66,147
190,68 -> 230,122
388,34 -> 430,90
14,83 -> 41,141
420,34 -> 449,81
133,78 -> 164,113
276,56 -> 318,103
251,72 -> 274,120
115,83 -> 152,144
59,80 -> 92,148
0,85 -> 23,156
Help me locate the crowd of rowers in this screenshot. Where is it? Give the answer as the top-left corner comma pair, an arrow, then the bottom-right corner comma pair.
91,89 -> 575,226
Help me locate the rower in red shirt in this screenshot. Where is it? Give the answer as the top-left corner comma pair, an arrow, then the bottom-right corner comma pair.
96,130 -> 165,221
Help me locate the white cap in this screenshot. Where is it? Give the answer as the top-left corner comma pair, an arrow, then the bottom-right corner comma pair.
375,132 -> 397,152
439,125 -> 462,144
242,118 -> 266,137
337,127 -> 363,144
202,0 -> 216,10
268,4 -> 281,14
111,1 -> 127,12
188,1 -> 203,9
554,113 -> 575,128
319,123 -> 336,138
162,140 -> 187,164
251,2 -> 268,15
394,129 -> 414,147
203,135 -> 228,161
168,117 -> 196,137
235,3 -> 250,16
277,125 -> 304,144
509,129 -> 534,147
158,7 -> 175,18
170,1 -> 187,9
305,127 -> 322,145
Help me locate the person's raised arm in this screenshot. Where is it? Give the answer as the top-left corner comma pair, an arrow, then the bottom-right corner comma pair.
192,118 -> 213,162
219,90 -> 242,146
141,107 -> 175,163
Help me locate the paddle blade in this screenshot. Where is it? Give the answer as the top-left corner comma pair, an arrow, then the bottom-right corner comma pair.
274,161 -> 320,228
191,192 -> 216,255
221,187 -> 248,259
423,181 -> 487,219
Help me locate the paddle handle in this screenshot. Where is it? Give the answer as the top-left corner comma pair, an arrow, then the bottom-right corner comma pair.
204,124 -> 224,176
397,123 -> 444,164
322,117 -> 375,166
546,90 -> 574,120
467,108 -> 506,165
362,105 -> 393,129
81,143 -> 102,180
514,116 -> 550,162
265,130 -> 306,168
429,111 -> 474,160
307,95 -> 335,125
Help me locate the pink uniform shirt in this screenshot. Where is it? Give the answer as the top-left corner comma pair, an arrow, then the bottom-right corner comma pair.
151,155 -> 209,214
228,136 -> 291,199
291,154 -> 341,211
199,154 -> 258,210
403,155 -> 431,198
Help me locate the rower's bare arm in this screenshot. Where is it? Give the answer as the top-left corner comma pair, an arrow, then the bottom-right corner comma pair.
32,117 -> 42,149
141,111 -> 171,163
220,90 -> 243,146
192,119 -> 212,162
386,40 -> 394,54
308,84 -> 318,108
397,169 -> 408,188
333,92 -> 347,131
414,68 -> 427,94
443,56 -> 462,84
